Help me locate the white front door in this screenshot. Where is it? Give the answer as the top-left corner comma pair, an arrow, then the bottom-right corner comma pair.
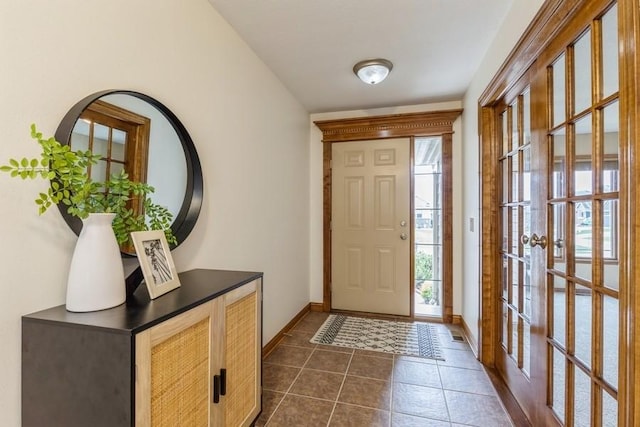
331,138 -> 411,315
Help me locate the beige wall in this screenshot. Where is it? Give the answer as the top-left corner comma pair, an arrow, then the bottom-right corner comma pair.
461,0 -> 546,347
309,101 -> 463,314
0,1 -> 310,424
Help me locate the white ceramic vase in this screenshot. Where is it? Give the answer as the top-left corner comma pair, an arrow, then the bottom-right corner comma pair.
65,213 -> 126,312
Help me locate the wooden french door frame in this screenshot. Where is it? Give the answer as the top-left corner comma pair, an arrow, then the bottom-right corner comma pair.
480,0 -> 640,424
315,110 -> 461,322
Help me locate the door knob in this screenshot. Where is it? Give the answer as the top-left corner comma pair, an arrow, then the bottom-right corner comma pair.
400,233 -> 408,240
520,234 -> 530,245
529,233 -> 547,249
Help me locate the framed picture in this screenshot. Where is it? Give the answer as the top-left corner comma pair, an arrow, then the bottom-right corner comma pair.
131,230 -> 181,299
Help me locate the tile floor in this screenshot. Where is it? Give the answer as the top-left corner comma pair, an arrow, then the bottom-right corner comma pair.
257,311 -> 514,427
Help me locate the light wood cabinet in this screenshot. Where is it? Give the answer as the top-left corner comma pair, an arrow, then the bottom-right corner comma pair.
22,269 -> 262,427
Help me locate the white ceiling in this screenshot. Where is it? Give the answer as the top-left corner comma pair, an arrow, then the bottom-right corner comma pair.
207,0 -> 515,113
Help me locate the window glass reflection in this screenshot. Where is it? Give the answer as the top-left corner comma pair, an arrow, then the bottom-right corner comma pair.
553,55 -> 567,127
574,30 -> 592,114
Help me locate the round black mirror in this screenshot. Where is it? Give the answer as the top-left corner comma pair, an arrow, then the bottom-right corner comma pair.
55,90 -> 203,292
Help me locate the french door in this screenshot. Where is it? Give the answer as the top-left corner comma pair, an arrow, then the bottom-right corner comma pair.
487,1 -> 622,425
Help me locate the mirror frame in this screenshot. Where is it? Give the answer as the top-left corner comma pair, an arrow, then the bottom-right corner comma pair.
54,89 -> 203,255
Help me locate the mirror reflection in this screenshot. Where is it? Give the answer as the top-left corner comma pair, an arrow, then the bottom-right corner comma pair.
69,94 -> 188,223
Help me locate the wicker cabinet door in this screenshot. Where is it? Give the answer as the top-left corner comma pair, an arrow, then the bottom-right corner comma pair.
223,279 -> 262,426
135,300 -> 222,427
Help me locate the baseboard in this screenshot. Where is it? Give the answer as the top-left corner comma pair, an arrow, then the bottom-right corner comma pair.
459,315 -> 479,357
451,314 -> 462,325
262,303 -> 311,358
309,302 -> 324,312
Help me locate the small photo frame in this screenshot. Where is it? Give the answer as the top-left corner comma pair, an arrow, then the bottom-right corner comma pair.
131,230 -> 180,299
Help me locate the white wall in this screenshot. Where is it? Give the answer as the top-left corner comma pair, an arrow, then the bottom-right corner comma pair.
0,1 -> 309,424
309,101 -> 464,314
461,0 -> 546,347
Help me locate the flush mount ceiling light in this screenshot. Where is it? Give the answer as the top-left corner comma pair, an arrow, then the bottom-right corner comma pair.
353,58 -> 393,85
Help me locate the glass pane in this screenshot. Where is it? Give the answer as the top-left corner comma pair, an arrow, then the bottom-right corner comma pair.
511,261 -> 520,309
91,160 -> 108,183
415,179 -> 441,210
602,199 -> 617,260
111,129 -> 127,162
553,54 -> 567,127
511,207 -> 519,254
574,366 -> 592,427
603,100 -> 620,192
602,3 -> 619,99
574,29 -> 592,114
552,346 -> 566,423
523,89 -> 531,145
502,111 -> 509,155
501,207 -> 508,252
511,153 -> 519,202
552,130 -> 566,198
603,389 -> 618,427
110,162 -> 124,178
575,201 -> 593,281
502,160 -> 509,203
575,114 -> 593,195
502,256 -> 509,300
553,276 -> 567,347
523,320 -> 531,376
552,204 -> 566,272
511,101 -> 519,151
523,147 -> 531,202
603,295 -> 619,389
604,201 -> 619,290
511,310 -> 519,362
71,120 -> 90,151
502,303 -> 509,349
524,257 -> 531,318
92,123 -> 110,158
575,284 -> 592,368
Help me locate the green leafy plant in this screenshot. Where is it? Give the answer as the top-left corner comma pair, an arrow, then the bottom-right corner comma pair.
421,286 -> 433,304
415,251 -> 433,281
1,124 -> 176,246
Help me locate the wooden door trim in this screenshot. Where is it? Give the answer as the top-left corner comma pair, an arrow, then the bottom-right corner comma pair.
315,110 -> 461,322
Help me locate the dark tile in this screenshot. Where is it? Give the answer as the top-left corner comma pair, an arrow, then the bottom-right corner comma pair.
262,363 -> 301,392
391,412 -> 452,427
393,359 -> 441,388
438,365 -> 496,396
445,390 -> 512,426
289,368 -> 344,400
348,354 -> 393,381
354,348 -> 394,359
264,345 -> 313,367
392,382 -> 449,421
280,329 -> 317,349
437,348 -> 482,370
254,390 -> 284,426
316,343 -> 354,354
267,394 -> 334,427
305,349 -> 352,373
338,375 -> 391,410
329,403 -> 390,427
293,312 -> 330,332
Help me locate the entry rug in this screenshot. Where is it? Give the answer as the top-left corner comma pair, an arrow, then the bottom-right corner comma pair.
310,314 -> 444,360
